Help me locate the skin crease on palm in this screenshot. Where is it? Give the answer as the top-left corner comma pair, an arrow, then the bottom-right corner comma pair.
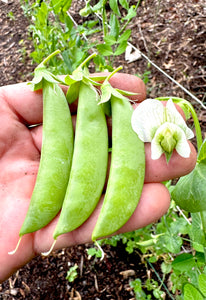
0,73 -> 197,283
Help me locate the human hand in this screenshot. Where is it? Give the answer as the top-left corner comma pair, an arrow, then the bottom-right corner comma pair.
0,73 -> 196,283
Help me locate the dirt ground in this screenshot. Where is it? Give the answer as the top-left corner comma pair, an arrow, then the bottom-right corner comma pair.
0,0 -> 206,299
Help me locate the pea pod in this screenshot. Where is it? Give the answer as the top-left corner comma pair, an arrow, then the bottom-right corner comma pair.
92,95 -> 145,241
19,80 -> 74,236
53,81 -> 108,239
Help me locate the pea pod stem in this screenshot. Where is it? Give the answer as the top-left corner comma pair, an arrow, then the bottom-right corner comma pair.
78,52 -> 97,70
104,66 -> 123,82
40,49 -> 61,67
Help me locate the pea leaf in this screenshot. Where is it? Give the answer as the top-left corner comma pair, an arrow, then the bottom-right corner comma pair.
114,41 -> 128,56
109,0 -> 120,16
198,274 -> 206,297
183,283 -> 204,300
109,13 -> 120,40
96,44 -> 114,56
172,161 -> 206,212
189,213 -> 206,253
117,29 -> 131,43
172,253 -> 196,272
163,234 -> 182,253
197,138 -> 206,163
119,0 -> 129,9
122,5 -> 137,21
104,35 -> 117,46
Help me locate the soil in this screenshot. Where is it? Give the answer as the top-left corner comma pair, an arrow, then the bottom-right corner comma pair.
0,0 -> 206,299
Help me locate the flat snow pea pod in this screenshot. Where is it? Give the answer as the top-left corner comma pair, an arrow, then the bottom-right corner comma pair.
92,95 -> 145,241
19,80 -> 74,236
53,81 -> 108,239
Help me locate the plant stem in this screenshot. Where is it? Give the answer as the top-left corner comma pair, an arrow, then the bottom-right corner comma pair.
200,211 -> 206,261
181,99 -> 203,151
105,66 -> 123,82
41,49 -> 61,66
120,0 -> 142,34
102,0 -> 108,37
78,52 -> 97,69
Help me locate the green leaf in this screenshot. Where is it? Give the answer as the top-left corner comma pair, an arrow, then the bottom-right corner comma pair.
114,41 -> 128,55
189,213 -> 206,252
163,234 -> 182,253
197,139 -> 206,163
104,35 -> 117,46
96,44 -> 114,56
87,247 -> 103,258
109,13 -> 120,40
172,161 -> 206,212
117,29 -> 131,43
172,253 -> 196,272
109,0 -> 120,16
122,5 -> 137,20
183,283 -> 204,300
119,0 -> 129,10
91,0 -> 104,12
198,274 -> 206,296
161,262 -> 172,274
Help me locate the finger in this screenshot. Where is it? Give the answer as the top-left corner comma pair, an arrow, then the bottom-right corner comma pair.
0,83 -> 43,125
144,142 -> 197,182
91,72 -> 147,102
33,182 -> 170,253
30,115 -> 196,182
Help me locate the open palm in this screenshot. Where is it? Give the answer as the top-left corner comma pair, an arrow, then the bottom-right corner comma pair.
0,74 -> 196,282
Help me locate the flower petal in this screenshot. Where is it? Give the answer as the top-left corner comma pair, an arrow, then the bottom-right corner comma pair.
151,122 -> 191,160
175,131 -> 191,158
166,99 -> 194,139
151,138 -> 164,160
131,99 -> 165,142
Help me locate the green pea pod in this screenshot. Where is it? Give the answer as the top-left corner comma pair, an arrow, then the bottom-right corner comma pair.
53,81 -> 108,239
19,80 -> 74,236
92,95 -> 145,241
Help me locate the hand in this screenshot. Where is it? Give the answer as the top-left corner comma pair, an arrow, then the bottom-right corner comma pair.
0,73 -> 196,283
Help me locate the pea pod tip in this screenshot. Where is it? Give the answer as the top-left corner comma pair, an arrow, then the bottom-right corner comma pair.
8,237 -> 22,256
41,240 -> 57,257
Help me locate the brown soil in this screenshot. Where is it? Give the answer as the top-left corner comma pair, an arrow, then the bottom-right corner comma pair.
0,0 -> 205,299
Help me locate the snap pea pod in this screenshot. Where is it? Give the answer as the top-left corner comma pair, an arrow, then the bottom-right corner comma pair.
92,95 -> 145,241
53,81 -> 108,239
19,80 -> 74,236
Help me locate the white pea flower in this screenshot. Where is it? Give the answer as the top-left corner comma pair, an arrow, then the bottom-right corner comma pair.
131,98 -> 194,162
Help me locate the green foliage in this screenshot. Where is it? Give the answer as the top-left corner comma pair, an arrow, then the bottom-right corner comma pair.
21,0 -> 139,73
99,198 -> 206,299
130,278 -> 151,300
66,264 -> 78,282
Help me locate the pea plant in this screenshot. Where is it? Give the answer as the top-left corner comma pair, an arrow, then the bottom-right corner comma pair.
20,0 -> 140,72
